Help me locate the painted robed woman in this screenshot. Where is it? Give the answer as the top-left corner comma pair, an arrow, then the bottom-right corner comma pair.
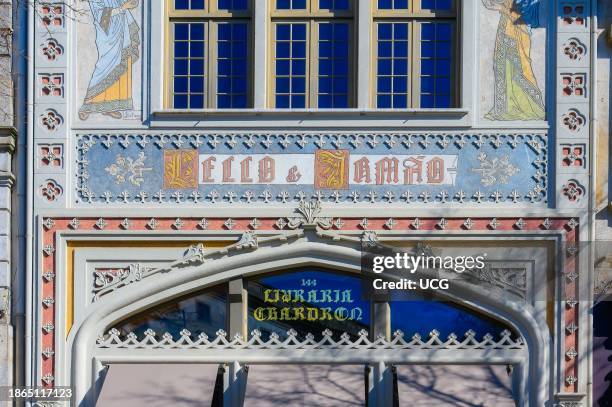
483,0 -> 545,121
79,0 -> 140,120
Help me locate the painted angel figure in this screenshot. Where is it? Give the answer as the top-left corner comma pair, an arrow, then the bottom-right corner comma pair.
482,0 -> 545,121
79,0 -> 140,120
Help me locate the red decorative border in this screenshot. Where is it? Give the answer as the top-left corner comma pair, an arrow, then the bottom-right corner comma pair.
40,217 -> 579,392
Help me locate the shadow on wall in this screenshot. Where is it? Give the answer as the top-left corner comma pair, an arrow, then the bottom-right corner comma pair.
594,297 -> 612,406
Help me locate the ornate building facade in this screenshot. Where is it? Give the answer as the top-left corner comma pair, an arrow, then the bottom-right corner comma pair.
6,0 -> 611,405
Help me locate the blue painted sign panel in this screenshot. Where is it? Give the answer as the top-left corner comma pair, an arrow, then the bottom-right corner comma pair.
75,132 -> 548,206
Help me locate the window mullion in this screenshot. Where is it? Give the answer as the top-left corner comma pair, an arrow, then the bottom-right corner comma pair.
208,21 -> 216,108
411,21 -> 420,108
309,20 -> 318,108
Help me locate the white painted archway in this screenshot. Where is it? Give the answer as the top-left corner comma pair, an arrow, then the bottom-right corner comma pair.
68,234 -> 551,406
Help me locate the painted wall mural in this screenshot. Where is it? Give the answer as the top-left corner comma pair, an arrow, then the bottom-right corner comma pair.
77,0 -> 141,121
75,132 -> 548,206
481,0 -> 545,121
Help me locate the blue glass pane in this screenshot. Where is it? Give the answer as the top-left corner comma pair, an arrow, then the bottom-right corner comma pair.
378,59 -> 392,75
421,77 -> 434,92
438,23 -> 452,39
378,77 -> 391,93
292,60 -> 306,75
175,0 -> 189,9
233,78 -> 247,93
394,41 -> 408,57
277,0 -> 306,8
319,77 -> 332,93
174,77 -> 188,93
174,59 -> 188,75
319,59 -> 333,76
291,77 -> 305,93
319,24 -> 332,40
378,0 -> 392,8
436,59 -> 451,75
190,77 -> 203,93
421,94 -> 434,107
421,0 -> 452,10
218,59 -> 231,75
291,95 -> 305,108
276,95 -> 290,108
421,41 -> 436,58
421,59 -> 435,75
393,59 -> 407,74
390,299 -> 511,339
378,23 -> 392,40
218,42 -> 231,58
436,77 -> 451,92
276,24 -> 291,40
190,24 -> 205,40
190,42 -> 204,58
218,0 -> 248,10
218,24 -> 232,39
393,96 -> 407,108
234,23 -> 248,37
292,24 -> 307,40
333,78 -> 347,93
334,24 -> 349,41
190,94 -> 204,108
218,77 -> 231,93
319,41 -> 332,58
174,94 -> 188,108
276,77 -> 290,93
292,42 -> 306,58
175,24 -> 189,40
319,0 -> 350,10
393,77 -> 407,93
217,95 -> 231,108
276,42 -> 290,58
394,23 -> 408,40
174,42 -> 188,58
437,42 -> 452,58
378,41 -> 392,58
378,94 -> 391,108
437,94 -> 451,107
333,95 -> 348,108
190,59 -> 204,75
319,95 -> 332,108
421,24 -> 436,41
232,94 -> 247,108
334,59 -> 348,74
277,60 -> 290,75
233,60 -> 247,75
191,0 -> 204,8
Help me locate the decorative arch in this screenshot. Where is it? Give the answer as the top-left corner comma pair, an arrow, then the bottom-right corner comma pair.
68,234 -> 551,406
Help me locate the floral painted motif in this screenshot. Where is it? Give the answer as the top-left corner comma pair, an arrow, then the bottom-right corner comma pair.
471,153 -> 520,186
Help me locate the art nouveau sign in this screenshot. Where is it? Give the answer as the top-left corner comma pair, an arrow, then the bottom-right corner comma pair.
76,132 -> 548,206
